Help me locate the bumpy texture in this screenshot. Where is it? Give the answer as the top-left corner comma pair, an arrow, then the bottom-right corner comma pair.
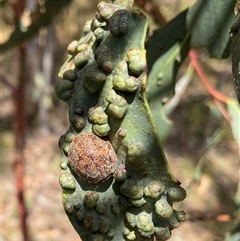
56,0 -> 186,240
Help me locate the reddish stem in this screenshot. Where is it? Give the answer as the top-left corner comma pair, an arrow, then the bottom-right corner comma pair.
213,99 -> 231,123
14,46 -> 29,241
189,50 -> 230,103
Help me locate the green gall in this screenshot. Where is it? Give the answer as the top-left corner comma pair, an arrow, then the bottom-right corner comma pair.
71,115 -> 86,131
108,9 -> 130,36
154,227 -> 171,241
127,48 -> 146,75
90,233 -> 104,241
74,50 -> 90,68
65,132 -> 76,143
113,163 -> 127,181
62,143 -> 69,156
129,197 -> 146,207
67,40 -> 79,55
93,124 -> 110,137
105,89 -> 116,102
118,128 -> 126,137
62,190 -> 72,204
140,230 -> 154,238
107,104 -> 128,118
92,19 -> 106,29
76,207 -> 85,221
106,91 -> 128,118
88,107 -> 108,124
125,212 -> 136,226
84,191 -> 99,208
126,231 -> 136,240
96,45 -> 113,73
102,60 -> 114,73
168,216 -> 179,229
94,28 -> 105,41
112,75 -> 139,92
83,215 -> 94,228
83,20 -> 92,33
100,216 -> 111,233
63,69 -> 78,82
127,144 -> 147,170
155,196 -> 173,219
144,181 -> 164,199
137,213 -> 154,232
83,66 -> 106,93
120,179 -> 143,199
60,160 -> 68,170
55,79 -> 74,101
174,210 -> 186,222
123,227 -> 130,236
59,172 -> 76,190
64,202 -> 74,214
91,218 -> 100,232
76,43 -> 88,53
73,199 -> 81,210
96,2 -> 119,21
107,228 -> 115,237
57,90 -> 72,102
167,185 -> 186,202
95,202 -> 107,214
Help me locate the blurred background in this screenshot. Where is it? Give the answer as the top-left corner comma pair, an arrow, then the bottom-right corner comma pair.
1,0 -> 239,241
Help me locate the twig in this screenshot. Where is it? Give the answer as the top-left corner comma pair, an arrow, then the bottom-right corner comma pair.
0,0 -> 73,54
0,73 -> 16,92
213,98 -> 231,123
188,50 -> 230,103
14,45 -> 29,241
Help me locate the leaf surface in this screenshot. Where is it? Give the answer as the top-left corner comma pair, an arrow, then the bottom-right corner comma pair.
187,0 -> 236,58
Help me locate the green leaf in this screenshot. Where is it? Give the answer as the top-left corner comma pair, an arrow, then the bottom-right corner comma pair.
231,12 -> 240,103
146,9 -> 189,73
148,98 -> 173,143
146,40 -> 190,102
187,0 -> 236,58
226,98 -> 240,145
145,10 -> 190,101
145,10 -> 190,142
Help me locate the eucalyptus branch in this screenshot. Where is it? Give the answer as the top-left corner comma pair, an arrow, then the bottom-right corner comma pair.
0,0 -> 72,54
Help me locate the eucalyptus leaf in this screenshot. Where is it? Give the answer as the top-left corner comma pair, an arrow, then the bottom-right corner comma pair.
187,0 -> 236,58
231,12 -> 240,103
226,98 -> 240,145
148,98 -> 173,143
145,10 -> 190,101
145,10 -> 190,142
146,9 -> 189,73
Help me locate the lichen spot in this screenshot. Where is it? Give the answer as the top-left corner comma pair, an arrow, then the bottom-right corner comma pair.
68,132 -> 117,183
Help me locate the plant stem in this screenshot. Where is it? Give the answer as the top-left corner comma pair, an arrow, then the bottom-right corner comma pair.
14,46 -> 29,241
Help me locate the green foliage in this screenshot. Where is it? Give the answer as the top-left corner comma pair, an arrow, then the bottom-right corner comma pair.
56,1 -> 187,240
231,12 -> 240,103
145,10 -> 190,142
187,0 -> 236,58
55,0 -> 239,240
0,0 -> 73,54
